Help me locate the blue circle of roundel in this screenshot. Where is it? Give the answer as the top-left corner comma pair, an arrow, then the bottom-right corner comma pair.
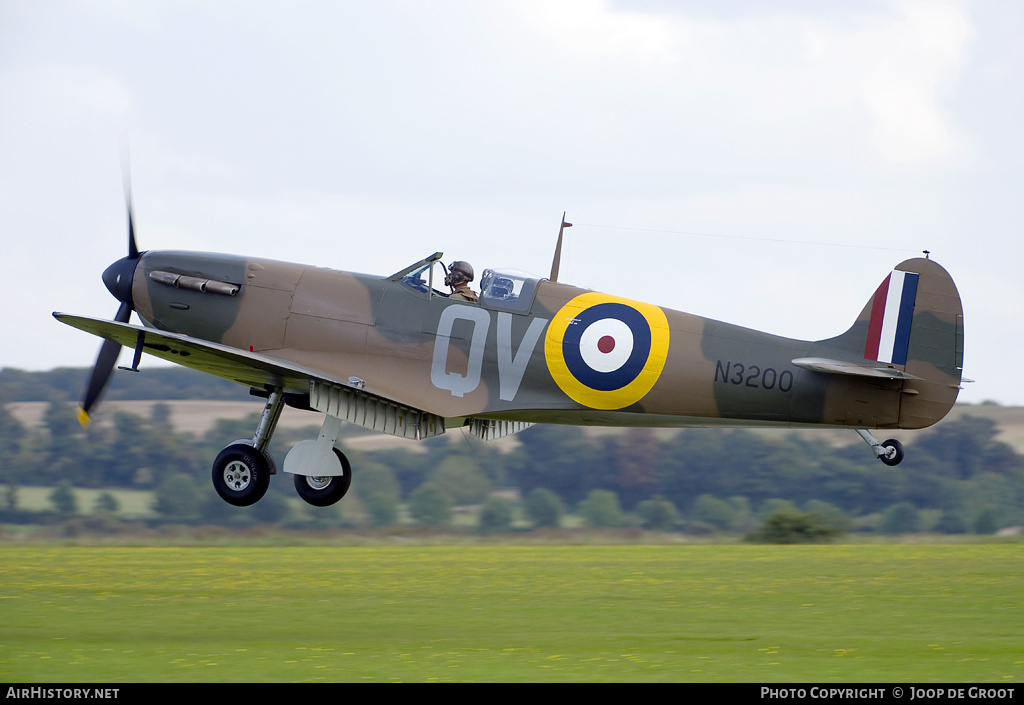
562,302 -> 652,391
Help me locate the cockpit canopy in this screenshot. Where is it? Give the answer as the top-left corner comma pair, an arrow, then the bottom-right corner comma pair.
478,269 -> 541,314
389,254 -> 542,314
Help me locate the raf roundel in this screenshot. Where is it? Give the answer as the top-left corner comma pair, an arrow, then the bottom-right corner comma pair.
545,292 -> 670,410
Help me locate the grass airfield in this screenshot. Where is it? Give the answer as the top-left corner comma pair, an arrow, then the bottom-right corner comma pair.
1,543 -> 1021,683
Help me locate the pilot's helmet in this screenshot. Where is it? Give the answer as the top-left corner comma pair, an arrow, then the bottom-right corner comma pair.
445,261 -> 475,288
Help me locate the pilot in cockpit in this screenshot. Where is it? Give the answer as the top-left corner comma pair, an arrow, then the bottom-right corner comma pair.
445,260 -> 478,303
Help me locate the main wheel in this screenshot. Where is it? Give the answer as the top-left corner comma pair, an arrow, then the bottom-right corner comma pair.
879,438 -> 905,466
293,448 -> 352,507
212,443 -> 272,506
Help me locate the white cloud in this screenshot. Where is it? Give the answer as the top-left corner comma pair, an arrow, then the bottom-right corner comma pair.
849,1 -> 972,163
2,64 -> 134,124
518,0 -> 972,168
519,0 -> 677,62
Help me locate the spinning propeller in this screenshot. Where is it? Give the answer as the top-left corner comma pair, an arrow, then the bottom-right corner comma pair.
77,175 -> 143,427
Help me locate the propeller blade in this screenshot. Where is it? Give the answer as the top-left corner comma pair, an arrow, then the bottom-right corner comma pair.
78,301 -> 132,427
122,163 -> 139,259
81,151 -> 143,428
127,200 -> 139,260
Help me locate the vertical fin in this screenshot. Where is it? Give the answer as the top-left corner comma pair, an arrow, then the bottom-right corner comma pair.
817,257 -> 963,429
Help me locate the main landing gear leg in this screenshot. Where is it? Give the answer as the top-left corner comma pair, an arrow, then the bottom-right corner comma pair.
211,388 -> 284,506
285,414 -> 352,507
856,428 -> 904,466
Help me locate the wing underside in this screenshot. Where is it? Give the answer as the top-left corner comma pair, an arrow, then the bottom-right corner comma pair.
55,313 -> 329,393
53,313 -> 531,441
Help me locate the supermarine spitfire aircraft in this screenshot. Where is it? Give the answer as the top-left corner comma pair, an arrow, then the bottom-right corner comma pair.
55,192 -> 966,509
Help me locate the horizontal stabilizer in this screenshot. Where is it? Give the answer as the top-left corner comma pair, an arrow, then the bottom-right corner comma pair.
791,357 -> 924,381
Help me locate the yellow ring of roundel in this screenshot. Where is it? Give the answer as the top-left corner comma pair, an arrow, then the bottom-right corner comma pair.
544,292 -> 670,410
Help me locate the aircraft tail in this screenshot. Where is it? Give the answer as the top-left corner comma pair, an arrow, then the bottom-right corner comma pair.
806,257 -> 965,429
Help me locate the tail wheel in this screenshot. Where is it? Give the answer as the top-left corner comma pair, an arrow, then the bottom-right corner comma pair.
212,443 -> 272,506
294,448 -> 352,507
879,438 -> 905,466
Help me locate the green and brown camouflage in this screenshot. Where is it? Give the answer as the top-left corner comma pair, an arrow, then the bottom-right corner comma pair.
62,250 -> 966,427
55,241 -> 964,506
60,248 -> 964,432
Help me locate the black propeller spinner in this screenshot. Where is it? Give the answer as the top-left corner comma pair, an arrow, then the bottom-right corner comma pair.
77,187 -> 143,427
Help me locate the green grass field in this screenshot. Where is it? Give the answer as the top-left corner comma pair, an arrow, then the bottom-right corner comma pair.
1,544 -> 1021,683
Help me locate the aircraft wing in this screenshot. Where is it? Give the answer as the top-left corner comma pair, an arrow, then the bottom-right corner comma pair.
52,313 -> 453,440
54,313 -> 338,392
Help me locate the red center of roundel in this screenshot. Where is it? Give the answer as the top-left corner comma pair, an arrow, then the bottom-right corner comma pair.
598,335 -> 616,354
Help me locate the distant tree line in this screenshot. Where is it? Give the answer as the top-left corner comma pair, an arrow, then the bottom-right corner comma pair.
1,383 -> 1023,537
0,367 -> 248,403
507,418 -> 1024,535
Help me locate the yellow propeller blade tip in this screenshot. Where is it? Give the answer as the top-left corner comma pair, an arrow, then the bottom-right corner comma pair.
77,408 -> 91,428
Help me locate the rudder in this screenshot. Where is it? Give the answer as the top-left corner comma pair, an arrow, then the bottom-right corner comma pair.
896,257 -> 964,428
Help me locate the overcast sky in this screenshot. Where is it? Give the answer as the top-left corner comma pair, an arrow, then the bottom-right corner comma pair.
1,0 -> 1021,405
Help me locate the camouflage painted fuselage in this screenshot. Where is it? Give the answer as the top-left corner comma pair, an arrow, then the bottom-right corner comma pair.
113,250 -> 962,434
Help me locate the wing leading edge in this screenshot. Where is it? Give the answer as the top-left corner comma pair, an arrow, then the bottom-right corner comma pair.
54,313 -> 331,393
52,313 -> 448,438
52,313 -> 531,441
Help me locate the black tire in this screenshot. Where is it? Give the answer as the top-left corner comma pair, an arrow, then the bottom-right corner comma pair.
293,448 -> 352,507
879,438 -> 905,466
211,443 -> 272,506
